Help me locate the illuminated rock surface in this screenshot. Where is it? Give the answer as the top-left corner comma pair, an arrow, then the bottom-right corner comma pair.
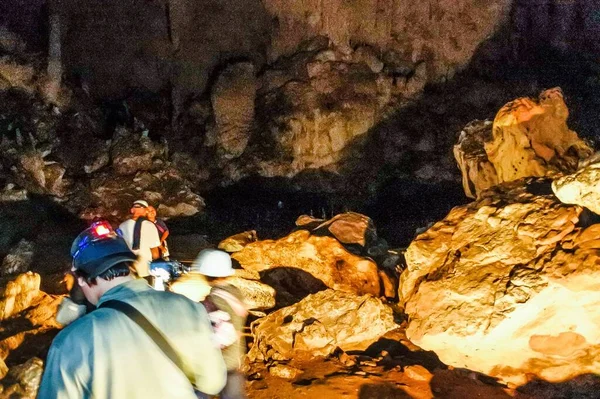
552,160 -> 600,215
455,88 -> 592,198
247,289 -> 397,362
232,229 -> 382,299
400,178 -> 600,384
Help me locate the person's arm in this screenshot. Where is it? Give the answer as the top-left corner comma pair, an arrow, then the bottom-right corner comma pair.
151,246 -> 160,260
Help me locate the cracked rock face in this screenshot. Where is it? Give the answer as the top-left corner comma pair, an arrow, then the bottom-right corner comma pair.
400,178 -> 600,385
247,289 -> 397,362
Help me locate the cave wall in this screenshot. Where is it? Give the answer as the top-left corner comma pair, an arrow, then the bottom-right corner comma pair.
3,0 -> 600,99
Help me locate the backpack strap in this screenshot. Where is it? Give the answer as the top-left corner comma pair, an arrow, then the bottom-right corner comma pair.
132,217 -> 146,251
99,300 -> 194,382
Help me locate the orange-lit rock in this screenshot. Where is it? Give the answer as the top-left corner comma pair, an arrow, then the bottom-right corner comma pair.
247,289 -> 397,362
552,159 -> 600,215
0,272 -> 41,322
232,229 -> 381,298
218,230 -> 258,253
400,178 -> 600,384
455,89 -> 592,198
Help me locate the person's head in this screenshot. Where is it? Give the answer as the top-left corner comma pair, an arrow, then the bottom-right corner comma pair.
130,200 -> 149,219
191,249 -> 233,281
71,222 -> 137,304
146,205 -> 157,222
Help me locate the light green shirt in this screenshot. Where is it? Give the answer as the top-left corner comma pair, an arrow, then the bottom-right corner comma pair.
38,279 -> 227,398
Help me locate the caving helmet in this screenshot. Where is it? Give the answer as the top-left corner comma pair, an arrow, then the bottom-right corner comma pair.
70,220 -> 137,278
191,248 -> 234,277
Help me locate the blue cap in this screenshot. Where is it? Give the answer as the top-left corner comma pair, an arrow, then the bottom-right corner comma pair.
71,222 -> 137,278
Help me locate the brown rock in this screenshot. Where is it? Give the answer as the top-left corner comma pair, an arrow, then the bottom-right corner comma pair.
218,230 -> 258,253
400,178 -> 600,385
403,365 -> 433,382
232,229 -> 381,298
0,357 -> 44,399
486,88 -> 591,183
552,160 -> 600,214
268,364 -> 303,380
313,212 -> 376,247
248,289 -> 397,362
0,272 -> 41,322
455,89 -> 592,198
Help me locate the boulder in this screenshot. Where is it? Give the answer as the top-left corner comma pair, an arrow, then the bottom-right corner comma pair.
455,88 -> 592,198
1,240 -> 34,276
309,212 -> 377,248
232,229 -> 382,298
552,160 -> 600,215
247,289 -> 397,362
0,272 -> 41,322
0,357 -> 44,398
486,88 -> 591,183
218,230 -> 258,253
400,178 -> 600,385
225,276 -> 276,311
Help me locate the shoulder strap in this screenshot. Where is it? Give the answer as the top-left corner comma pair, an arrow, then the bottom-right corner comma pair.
99,300 -> 193,381
132,217 -> 146,250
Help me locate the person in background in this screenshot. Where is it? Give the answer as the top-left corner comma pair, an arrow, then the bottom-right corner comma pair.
38,225 -> 227,398
147,205 -> 170,259
193,249 -> 248,399
118,200 -> 161,278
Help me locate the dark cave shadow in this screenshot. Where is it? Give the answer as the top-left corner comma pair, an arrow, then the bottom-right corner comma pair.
516,373 -> 600,399
0,194 -> 86,275
358,383 -> 412,399
348,338 -> 445,372
258,267 -> 328,309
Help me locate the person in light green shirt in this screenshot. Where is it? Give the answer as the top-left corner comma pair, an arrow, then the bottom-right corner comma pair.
38,223 -> 227,399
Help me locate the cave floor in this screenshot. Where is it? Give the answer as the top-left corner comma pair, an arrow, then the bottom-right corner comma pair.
245,330 -> 539,399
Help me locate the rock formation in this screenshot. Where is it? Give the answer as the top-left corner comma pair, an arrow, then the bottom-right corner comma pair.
232,229 -> 382,300
455,88 -> 593,198
552,159 -> 600,215
247,289 -> 397,362
400,178 -> 600,384
209,62 -> 256,161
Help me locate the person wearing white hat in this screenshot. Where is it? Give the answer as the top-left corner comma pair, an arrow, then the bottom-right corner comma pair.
171,249 -> 248,399
118,199 -> 161,278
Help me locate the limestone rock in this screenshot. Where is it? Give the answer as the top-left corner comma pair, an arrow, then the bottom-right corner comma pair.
232,229 -> 382,298
552,160 -> 600,215
268,364 -> 303,380
16,152 -> 66,196
210,62 -> 256,160
78,166 -> 204,222
400,178 -> 600,384
310,212 -> 377,248
218,230 -> 258,253
0,357 -> 44,399
1,240 -> 34,276
486,88 -> 592,183
248,289 -> 397,362
0,272 -> 40,322
0,357 -> 7,380
455,89 -> 592,198
453,120 -> 498,198
225,276 -> 276,311
110,128 -> 167,176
